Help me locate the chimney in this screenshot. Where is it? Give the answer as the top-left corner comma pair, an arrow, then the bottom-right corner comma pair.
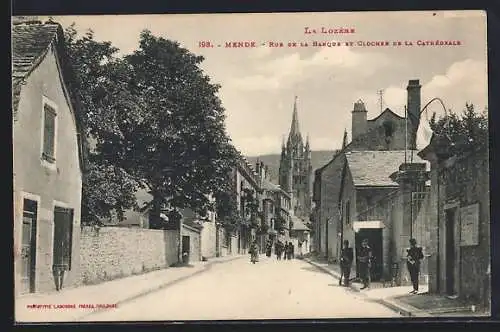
351,99 -> 368,141
407,79 -> 422,149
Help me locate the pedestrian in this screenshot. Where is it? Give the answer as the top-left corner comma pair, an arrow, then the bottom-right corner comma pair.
290,242 -> 295,259
406,238 -> 424,294
298,241 -> 303,258
266,240 -> 272,257
249,240 -> 259,264
357,239 -> 373,290
275,241 -> 282,260
283,242 -> 289,260
340,240 -> 354,286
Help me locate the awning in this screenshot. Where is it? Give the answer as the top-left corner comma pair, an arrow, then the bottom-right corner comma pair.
353,220 -> 385,233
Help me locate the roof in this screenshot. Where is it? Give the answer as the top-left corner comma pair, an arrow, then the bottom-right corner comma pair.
345,150 -> 430,187
261,179 -> 281,192
12,20 -> 87,171
291,215 -> 309,231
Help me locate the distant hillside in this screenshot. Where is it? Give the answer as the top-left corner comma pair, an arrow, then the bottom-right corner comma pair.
246,150 -> 337,184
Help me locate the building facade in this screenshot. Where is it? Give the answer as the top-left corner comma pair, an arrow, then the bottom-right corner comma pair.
278,97 -> 313,221
313,80 -> 423,269
13,21 -> 86,295
419,136 -> 490,310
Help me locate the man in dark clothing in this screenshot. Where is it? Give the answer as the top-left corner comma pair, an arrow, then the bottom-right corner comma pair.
357,239 -> 373,290
407,238 -> 424,294
275,241 -> 282,260
340,240 -> 354,286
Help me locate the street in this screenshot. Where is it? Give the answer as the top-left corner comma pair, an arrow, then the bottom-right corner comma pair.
83,256 -> 400,321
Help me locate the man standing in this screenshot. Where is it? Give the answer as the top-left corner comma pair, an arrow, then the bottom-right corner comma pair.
357,239 -> 373,290
406,238 -> 424,294
340,240 -> 354,286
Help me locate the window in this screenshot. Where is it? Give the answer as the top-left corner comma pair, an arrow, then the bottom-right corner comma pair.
53,207 -> 74,270
345,201 -> 351,225
42,102 -> 57,163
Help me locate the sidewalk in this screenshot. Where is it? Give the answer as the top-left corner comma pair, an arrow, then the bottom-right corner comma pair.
303,256 -> 483,317
15,254 -> 245,323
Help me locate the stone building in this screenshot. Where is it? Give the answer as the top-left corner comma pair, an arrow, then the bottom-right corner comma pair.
312,79 -> 423,269
278,97 -> 313,221
13,20 -> 86,294
419,135 -> 490,310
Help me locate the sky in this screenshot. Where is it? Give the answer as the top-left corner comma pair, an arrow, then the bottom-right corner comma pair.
39,11 -> 487,156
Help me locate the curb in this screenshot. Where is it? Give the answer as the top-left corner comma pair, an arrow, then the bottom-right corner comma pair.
304,258 -> 360,292
79,255 -> 245,320
304,258 -> 430,317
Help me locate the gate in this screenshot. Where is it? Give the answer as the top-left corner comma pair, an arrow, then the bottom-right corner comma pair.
411,190 -> 430,284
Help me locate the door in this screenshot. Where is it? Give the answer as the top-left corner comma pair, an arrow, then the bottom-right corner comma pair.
445,209 -> 456,295
182,236 -> 190,255
355,228 -> 383,281
21,199 -> 38,294
53,207 -> 74,271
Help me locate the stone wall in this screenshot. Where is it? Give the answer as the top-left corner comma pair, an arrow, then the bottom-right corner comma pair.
79,226 -> 178,285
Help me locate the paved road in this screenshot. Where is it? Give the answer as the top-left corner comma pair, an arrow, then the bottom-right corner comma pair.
83,256 -> 400,321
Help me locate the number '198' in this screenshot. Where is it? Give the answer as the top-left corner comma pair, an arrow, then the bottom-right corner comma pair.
199,41 -> 213,48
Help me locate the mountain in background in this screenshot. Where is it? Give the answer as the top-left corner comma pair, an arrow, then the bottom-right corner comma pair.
246,150 -> 338,185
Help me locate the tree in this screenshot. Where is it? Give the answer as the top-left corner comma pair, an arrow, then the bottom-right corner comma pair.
64,24 -> 141,224
113,30 -> 238,228
215,173 -> 242,235
429,103 -> 488,155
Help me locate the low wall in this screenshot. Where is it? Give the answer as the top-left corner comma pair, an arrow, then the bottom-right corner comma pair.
79,226 -> 178,285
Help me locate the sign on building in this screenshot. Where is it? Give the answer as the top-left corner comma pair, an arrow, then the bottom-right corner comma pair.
460,203 -> 480,246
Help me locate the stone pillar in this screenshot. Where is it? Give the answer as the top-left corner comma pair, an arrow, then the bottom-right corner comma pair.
391,163 -> 429,286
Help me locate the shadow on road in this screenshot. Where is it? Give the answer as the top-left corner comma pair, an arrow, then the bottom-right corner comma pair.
300,265 -> 327,273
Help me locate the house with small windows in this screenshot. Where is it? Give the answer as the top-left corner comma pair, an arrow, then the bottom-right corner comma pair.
312,80 -> 433,283
12,19 -> 86,295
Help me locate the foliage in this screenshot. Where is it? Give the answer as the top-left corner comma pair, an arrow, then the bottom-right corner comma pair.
429,103 -> 488,155
65,26 -> 239,226
215,171 -> 242,234
64,24 -> 140,224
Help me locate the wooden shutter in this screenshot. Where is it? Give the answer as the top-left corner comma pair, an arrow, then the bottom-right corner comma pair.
43,104 -> 56,162
53,207 -> 74,270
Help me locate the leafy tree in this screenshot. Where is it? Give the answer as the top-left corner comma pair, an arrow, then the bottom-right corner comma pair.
64,24 -> 141,224
215,174 -> 242,235
112,30 -> 238,228
429,103 -> 488,155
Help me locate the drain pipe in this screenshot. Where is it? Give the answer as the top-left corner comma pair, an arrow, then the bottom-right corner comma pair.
436,168 -> 441,293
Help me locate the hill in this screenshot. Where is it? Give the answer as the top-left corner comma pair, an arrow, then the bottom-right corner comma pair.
246,150 -> 337,184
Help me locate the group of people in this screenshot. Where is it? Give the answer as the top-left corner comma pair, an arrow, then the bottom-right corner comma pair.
274,240 -> 294,260
249,239 -> 297,263
339,238 -> 424,294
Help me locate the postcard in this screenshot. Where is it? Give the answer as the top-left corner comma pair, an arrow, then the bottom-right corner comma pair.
12,10 -> 489,322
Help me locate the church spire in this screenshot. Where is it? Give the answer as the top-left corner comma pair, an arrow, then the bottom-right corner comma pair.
305,133 -> 310,150
342,128 -> 348,150
289,96 -> 301,140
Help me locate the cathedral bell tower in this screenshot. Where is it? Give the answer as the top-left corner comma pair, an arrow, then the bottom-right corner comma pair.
278,96 -> 313,220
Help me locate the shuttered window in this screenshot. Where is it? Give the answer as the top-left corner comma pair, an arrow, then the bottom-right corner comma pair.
42,104 -> 56,163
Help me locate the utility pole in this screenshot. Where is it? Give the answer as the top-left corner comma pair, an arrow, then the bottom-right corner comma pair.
377,89 -> 384,114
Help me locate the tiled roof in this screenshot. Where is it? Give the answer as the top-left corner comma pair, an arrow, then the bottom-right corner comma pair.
12,22 -> 62,117
346,150 -> 430,187
12,22 -> 60,79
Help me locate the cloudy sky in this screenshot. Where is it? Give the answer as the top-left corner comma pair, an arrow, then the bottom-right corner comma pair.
42,11 -> 487,156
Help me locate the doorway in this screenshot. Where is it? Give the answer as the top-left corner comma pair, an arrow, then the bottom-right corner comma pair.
445,208 -> 456,296
182,236 -> 190,255
355,228 -> 383,281
21,198 -> 38,294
